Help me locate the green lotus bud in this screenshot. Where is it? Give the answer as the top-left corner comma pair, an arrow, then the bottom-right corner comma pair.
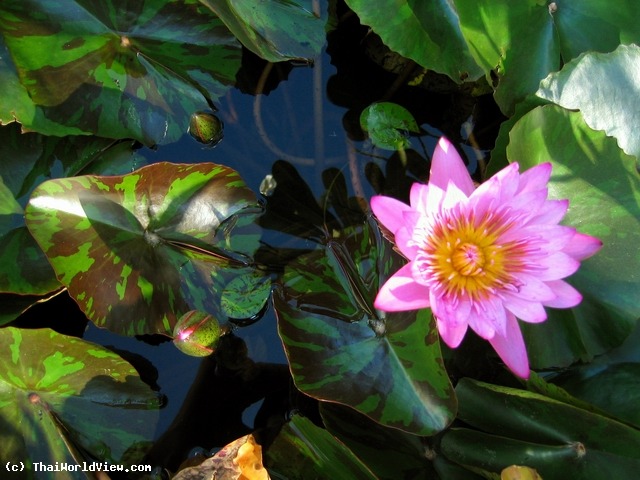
188,111 -> 224,146
173,310 -> 223,357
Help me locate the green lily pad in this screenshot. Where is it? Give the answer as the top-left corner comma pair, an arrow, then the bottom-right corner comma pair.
537,44 -> 640,159
455,0 -> 640,114
552,362 -> 640,428
0,0 -> 241,146
264,414 -> 376,479
506,105 -> 640,368
360,102 -> 419,151
0,327 -> 160,474
25,161 -> 263,336
221,271 -> 271,320
0,123 -> 145,298
344,0 -> 484,83
440,378 -> 640,479
199,0 -> 328,63
320,403 -> 438,479
273,217 -> 456,436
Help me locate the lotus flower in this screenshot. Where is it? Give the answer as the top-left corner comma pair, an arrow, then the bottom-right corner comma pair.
370,137 -> 602,378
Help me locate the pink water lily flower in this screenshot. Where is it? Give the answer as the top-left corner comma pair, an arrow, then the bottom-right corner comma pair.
370,137 -> 602,378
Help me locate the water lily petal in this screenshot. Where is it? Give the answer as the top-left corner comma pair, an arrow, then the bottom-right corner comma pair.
395,226 -> 419,259
488,313 -> 530,379
441,181 -> 470,212
517,162 -> 552,194
529,199 -> 569,225
509,273 -> 556,302
503,188 -> 548,219
564,232 -> 603,260
410,182 -> 429,210
467,300 -> 502,339
371,195 -> 412,234
537,252 -> 581,280
432,294 -> 470,347
542,280 -> 583,308
503,295 -> 548,323
374,263 -> 431,311
430,137 -> 475,196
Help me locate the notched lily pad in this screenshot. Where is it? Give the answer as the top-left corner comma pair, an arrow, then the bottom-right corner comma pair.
25,161 -> 263,336
0,0 -> 242,145
0,327 -> 160,472
273,216 -> 456,435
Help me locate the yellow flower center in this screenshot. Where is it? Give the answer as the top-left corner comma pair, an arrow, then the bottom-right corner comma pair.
451,243 -> 485,276
417,209 -> 526,302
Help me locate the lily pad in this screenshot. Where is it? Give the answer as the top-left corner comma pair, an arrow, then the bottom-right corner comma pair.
536,44 -> 640,159
0,123 -> 145,298
264,414 -> 376,479
506,105 -> 640,368
440,378 -> 640,479
360,102 -> 419,151
455,0 -> 640,114
320,403 -> 437,479
25,161 -> 263,336
0,327 -> 160,474
273,216 -> 456,436
344,0 -> 484,83
0,0 -> 241,146
199,0 -> 328,63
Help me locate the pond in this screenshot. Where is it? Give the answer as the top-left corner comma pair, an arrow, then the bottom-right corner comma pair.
2,1 -> 640,479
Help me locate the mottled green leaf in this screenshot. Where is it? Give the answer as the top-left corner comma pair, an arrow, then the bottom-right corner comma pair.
455,0 -> 640,114
274,217 -> 456,435
320,403 -> 437,479
440,378 -> 640,479
0,327 -> 160,476
264,414 -> 376,479
553,362 -> 640,428
344,0 -> 483,83
0,123 -> 144,298
199,0 -> 327,63
506,105 -> 640,368
0,0 -> 241,145
221,271 -> 271,320
360,102 -> 419,151
25,161 -> 263,336
536,44 -> 640,159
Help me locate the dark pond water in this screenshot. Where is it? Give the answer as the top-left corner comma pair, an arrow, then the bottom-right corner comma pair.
13,10 -> 504,473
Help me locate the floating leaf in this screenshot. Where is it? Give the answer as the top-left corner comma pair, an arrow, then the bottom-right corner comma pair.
536,44 -> 640,159
440,378 -> 640,479
506,105 -> 640,368
0,123 -> 145,298
0,327 -> 160,474
200,0 -> 327,63
552,362 -> 640,428
264,414 -> 376,479
320,403 -> 438,479
173,310 -> 224,357
25,162 -> 262,336
0,0 -> 241,145
455,0 -> 640,114
221,271 -> 271,320
274,217 -> 456,436
360,102 -> 419,151
344,0 -> 484,82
